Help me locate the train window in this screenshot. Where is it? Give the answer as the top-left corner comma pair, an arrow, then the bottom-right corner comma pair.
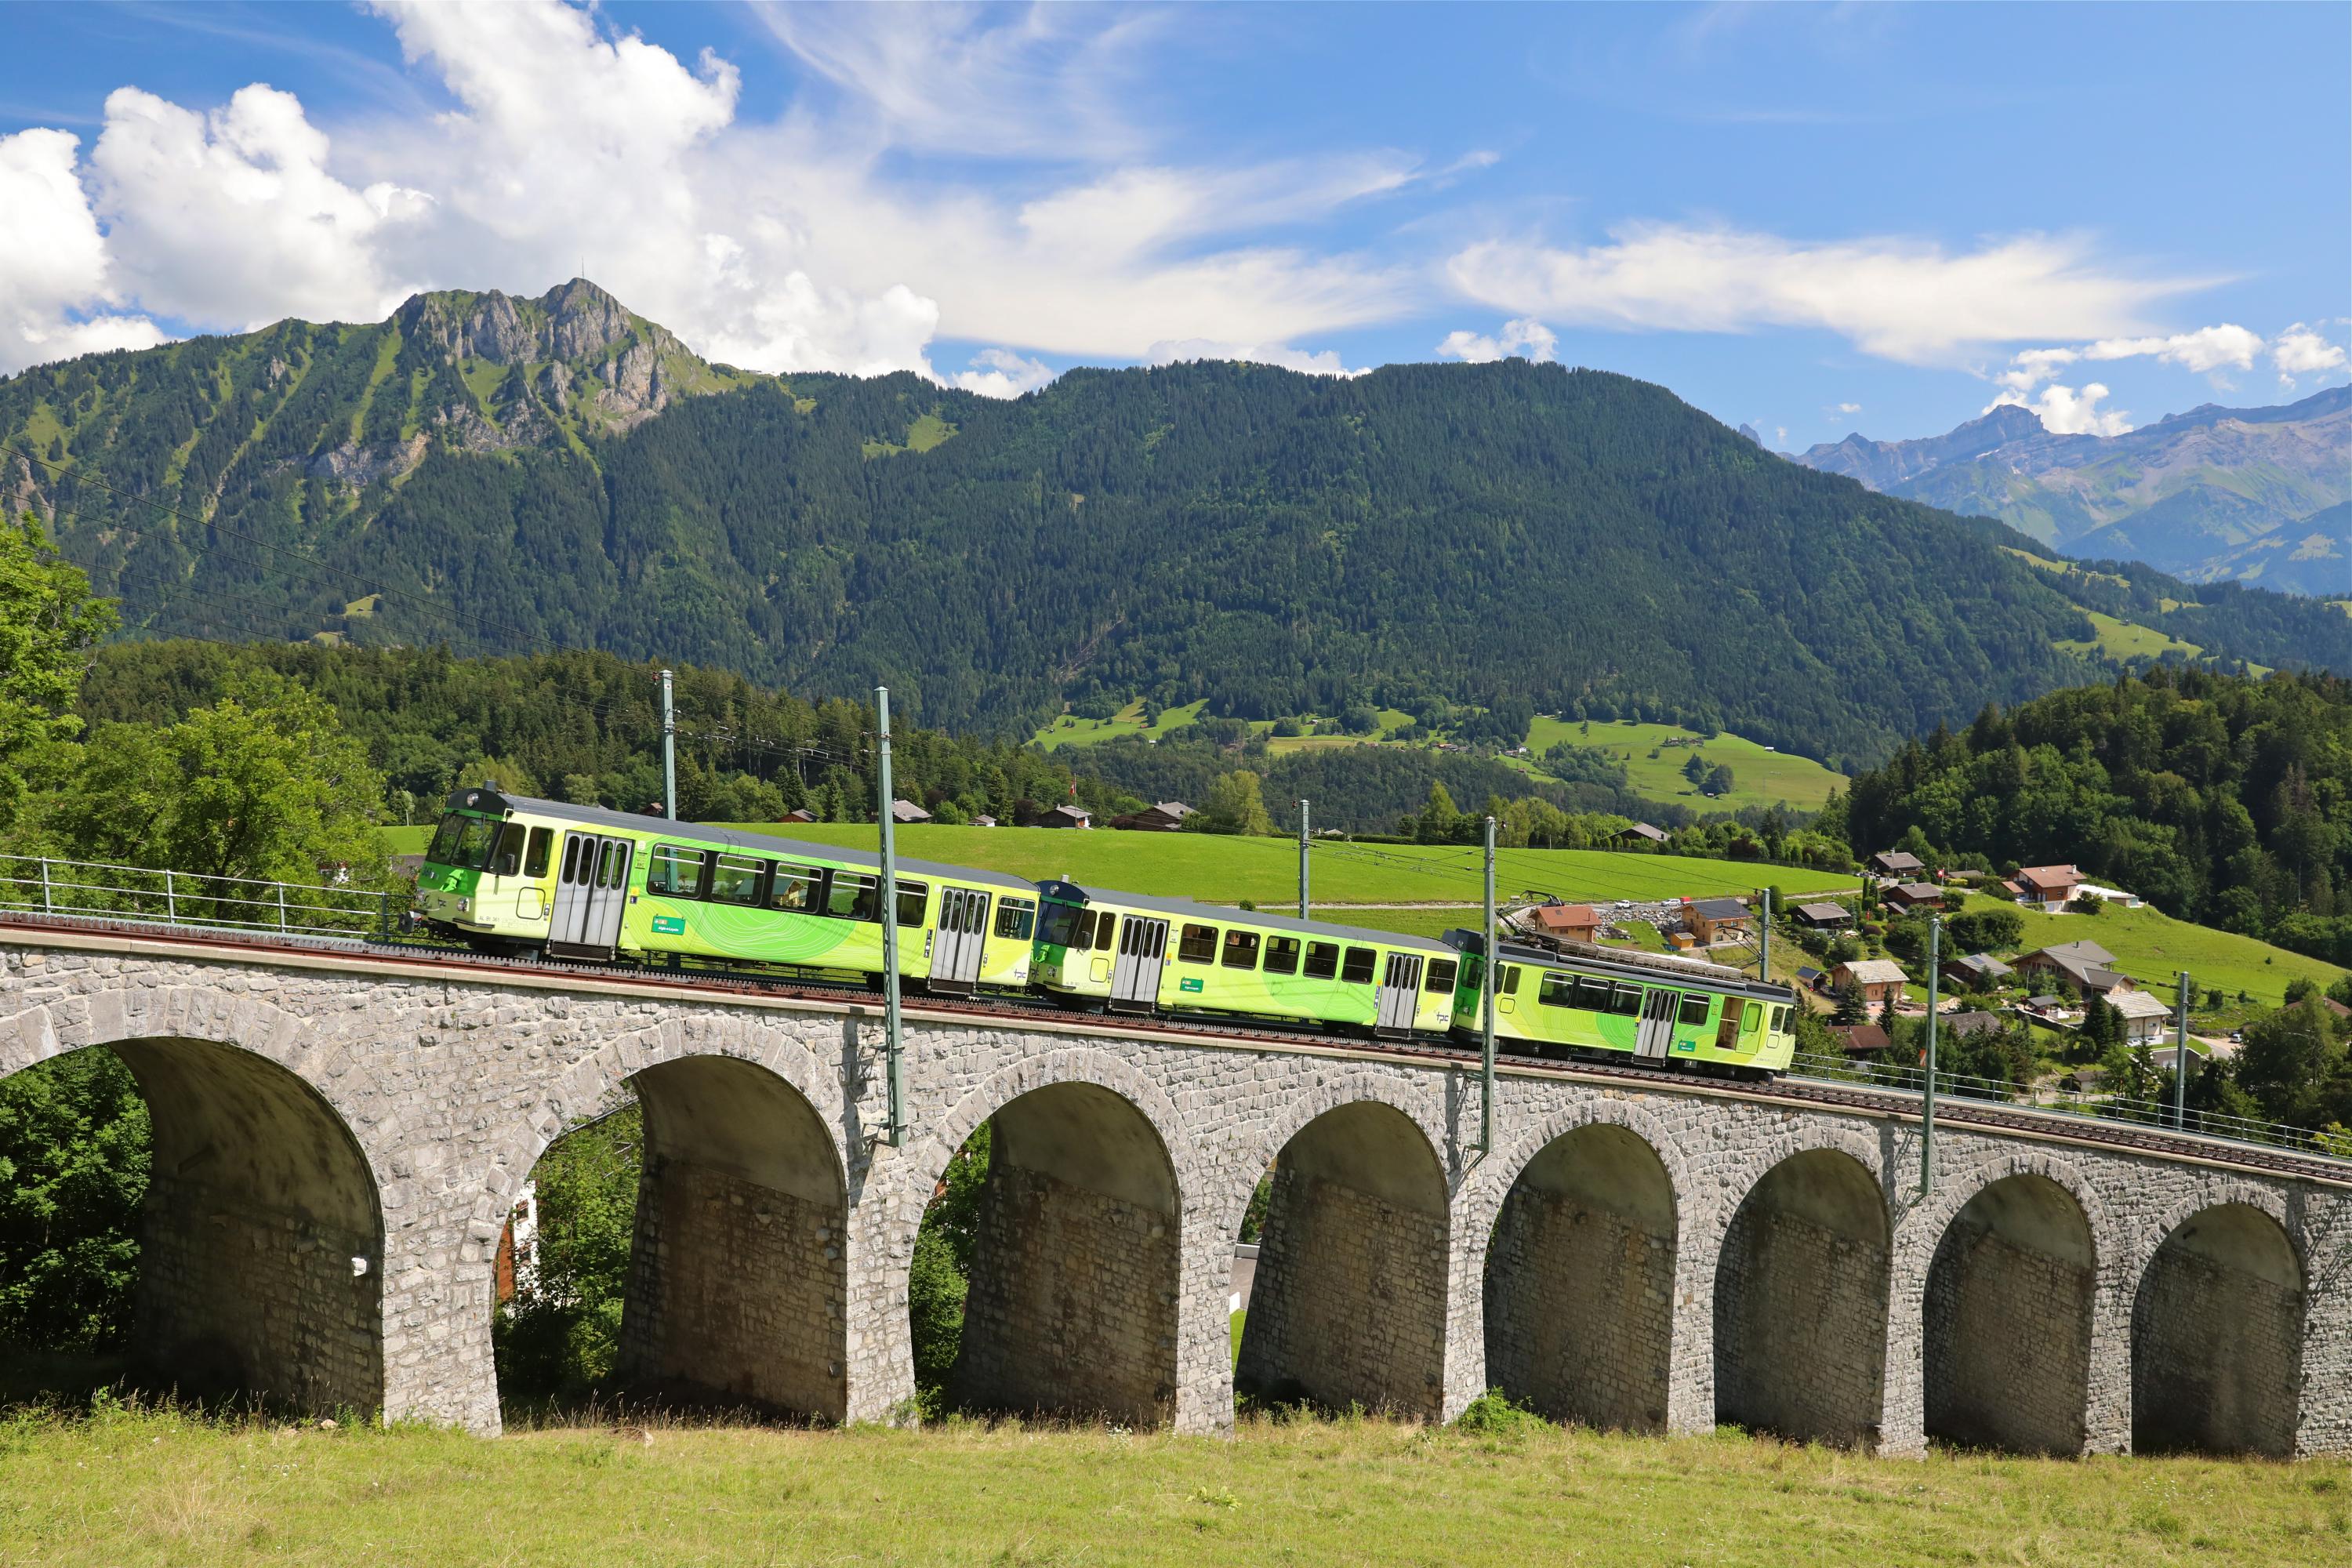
826,871 -> 880,922
1304,942 -> 1339,979
1574,976 -> 1613,1011
1498,964 -> 1522,995
1770,1006 -> 1790,1032
995,898 -> 1036,941
1263,936 -> 1300,975
489,824 -> 526,877
597,840 -> 623,890
709,853 -> 764,906
560,836 -> 583,884
452,818 -> 498,870
768,864 -> 819,913
646,844 -> 704,897
524,827 -> 554,878
896,880 -> 929,928
1608,984 -> 1643,1017
1037,901 -> 1085,949
1221,930 -> 1261,969
1744,1003 -> 1763,1033
1539,973 -> 1576,1007
1679,993 -> 1711,1025
426,813 -> 466,866
1341,947 -> 1377,985
1178,924 -> 1218,964
1425,959 -> 1457,993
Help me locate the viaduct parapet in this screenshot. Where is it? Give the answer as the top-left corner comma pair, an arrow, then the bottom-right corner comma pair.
4,928 -> 2347,1458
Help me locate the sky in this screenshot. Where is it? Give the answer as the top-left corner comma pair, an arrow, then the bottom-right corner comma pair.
2,1 -> 2347,446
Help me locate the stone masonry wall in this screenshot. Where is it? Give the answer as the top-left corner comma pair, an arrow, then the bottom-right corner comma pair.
949,1163 -> 1177,1425
1484,1191 -> 1674,1432
1236,1169 -> 1447,1417
1922,1220 -> 2092,1454
1714,1207 -> 1891,1447
619,1162 -> 846,1421
2133,1241 -> 2302,1458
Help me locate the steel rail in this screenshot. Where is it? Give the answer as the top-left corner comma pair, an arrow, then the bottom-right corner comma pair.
5,908 -> 2347,1187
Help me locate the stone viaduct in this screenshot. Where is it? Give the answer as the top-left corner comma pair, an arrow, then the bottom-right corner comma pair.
4,926 -> 2347,1458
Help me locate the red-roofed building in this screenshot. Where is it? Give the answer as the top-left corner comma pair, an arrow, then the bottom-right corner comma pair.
1527,903 -> 1603,941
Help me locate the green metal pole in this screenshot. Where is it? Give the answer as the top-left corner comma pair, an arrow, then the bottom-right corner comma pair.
1480,815 -> 1497,1160
1298,798 -> 1310,920
2174,970 -> 2190,1131
1759,887 -> 1772,980
877,687 -> 906,1148
1921,913 -> 1940,1196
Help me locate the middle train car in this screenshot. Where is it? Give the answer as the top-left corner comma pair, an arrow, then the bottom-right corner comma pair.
1032,879 -> 1460,1035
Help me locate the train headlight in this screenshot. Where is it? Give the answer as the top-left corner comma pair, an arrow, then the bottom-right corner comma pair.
456,896 -> 470,913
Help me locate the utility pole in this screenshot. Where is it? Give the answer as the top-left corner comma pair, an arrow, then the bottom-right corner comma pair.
1479,815 -> 1497,1160
876,686 -> 906,1148
1921,913 -> 1940,1196
2174,970 -> 2191,1131
1759,887 -> 1772,981
659,668 -> 677,819
1298,799 -> 1310,920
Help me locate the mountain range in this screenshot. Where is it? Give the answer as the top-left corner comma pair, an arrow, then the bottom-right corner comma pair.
1790,388 -> 2348,597
3,279 -> 2347,771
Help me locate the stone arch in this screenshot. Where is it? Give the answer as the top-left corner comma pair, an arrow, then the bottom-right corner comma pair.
916,1050 -> 1190,1427
2,992 -> 390,1416
1482,1114 -> 1681,1432
1918,1168 -> 2099,1454
2132,1197 -> 2306,1457
1233,1095 -> 1450,1417
1713,1140 -> 1892,1448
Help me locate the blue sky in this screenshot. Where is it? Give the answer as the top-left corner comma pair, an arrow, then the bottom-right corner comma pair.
3,2 -> 2346,444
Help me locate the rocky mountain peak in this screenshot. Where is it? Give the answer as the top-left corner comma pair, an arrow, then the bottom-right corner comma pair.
391,277 -> 668,370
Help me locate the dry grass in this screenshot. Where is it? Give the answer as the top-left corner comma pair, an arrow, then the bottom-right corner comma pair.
2,1403 -> 2346,1566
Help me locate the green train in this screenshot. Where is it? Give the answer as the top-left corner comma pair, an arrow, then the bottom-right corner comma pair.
415,786 -> 1798,1073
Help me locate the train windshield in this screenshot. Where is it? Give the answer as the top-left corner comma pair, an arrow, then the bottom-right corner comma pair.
425,812 -> 501,871
1036,900 -> 1087,949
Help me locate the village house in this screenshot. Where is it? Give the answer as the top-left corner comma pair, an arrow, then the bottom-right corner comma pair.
1685,896 -> 1753,946
1883,881 -> 1946,913
1615,822 -> 1670,848
970,815 -> 998,828
1868,850 -> 1926,878
1943,1010 -> 2007,1041
1796,964 -> 1828,991
2105,987 -> 2176,1044
1791,901 -> 1853,931
1033,804 -> 1094,829
1830,957 -> 1911,1010
785,808 -> 818,824
2014,864 -> 2085,912
1109,800 -> 1197,832
2015,939 -> 2132,999
1831,1022 -> 1891,1055
890,799 -> 932,824
1942,953 -> 2014,991
1526,902 -> 1604,942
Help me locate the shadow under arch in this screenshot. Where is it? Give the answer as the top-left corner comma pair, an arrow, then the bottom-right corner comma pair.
610,1054 -> 848,1422
1923,1172 -> 2096,1455
1713,1146 -> 1890,1448
1236,1100 -> 1450,1418
1483,1122 -> 1676,1432
944,1080 -> 1181,1426
2132,1202 -> 2305,1457
12,1036 -> 385,1415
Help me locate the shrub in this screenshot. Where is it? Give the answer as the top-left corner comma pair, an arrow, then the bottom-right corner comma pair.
1452,1389 -> 1552,1439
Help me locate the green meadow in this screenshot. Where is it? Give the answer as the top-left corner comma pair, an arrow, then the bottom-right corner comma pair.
1525,717 -> 1848,813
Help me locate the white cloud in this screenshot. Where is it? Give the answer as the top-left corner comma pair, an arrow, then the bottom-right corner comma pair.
1446,223 -> 2201,364
1145,338 -> 1368,377
1834,401 -> 1860,415
1985,382 -> 2131,437
2274,322 -> 2347,376
2079,322 -> 2261,374
1774,425 -> 1788,446
950,347 -> 1056,398
1996,347 -> 2079,394
0,127 -> 166,372
1435,317 -> 1557,364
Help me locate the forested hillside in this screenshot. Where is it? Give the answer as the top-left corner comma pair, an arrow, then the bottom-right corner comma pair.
8,282 -> 2348,768
1828,669 -> 2352,965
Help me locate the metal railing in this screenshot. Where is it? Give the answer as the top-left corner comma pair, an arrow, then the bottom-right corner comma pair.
1790,1049 -> 2352,1164
0,853 -> 395,943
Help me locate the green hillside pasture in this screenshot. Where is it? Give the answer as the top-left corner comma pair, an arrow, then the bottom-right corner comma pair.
1956,894 -> 2343,1011
2,1408 -> 2341,1568
1526,717 -> 1846,812
1032,699 -> 1207,750
2056,610 -> 2205,663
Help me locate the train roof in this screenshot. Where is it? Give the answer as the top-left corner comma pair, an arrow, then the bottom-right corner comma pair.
441,787 -> 1038,894
1445,927 -> 1798,1004
1036,879 -> 1457,956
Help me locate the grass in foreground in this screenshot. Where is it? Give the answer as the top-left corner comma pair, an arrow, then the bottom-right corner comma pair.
1,1404 -> 2343,1567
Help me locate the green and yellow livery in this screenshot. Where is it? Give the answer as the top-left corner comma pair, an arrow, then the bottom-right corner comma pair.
1447,932 -> 1797,1076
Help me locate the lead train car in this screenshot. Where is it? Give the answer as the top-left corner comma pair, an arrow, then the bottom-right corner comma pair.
1032,880 -> 1460,1036
1447,931 -> 1800,1076
415,787 -> 1040,993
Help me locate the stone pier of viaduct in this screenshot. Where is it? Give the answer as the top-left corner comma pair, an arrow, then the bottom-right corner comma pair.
4,928 -> 2347,1458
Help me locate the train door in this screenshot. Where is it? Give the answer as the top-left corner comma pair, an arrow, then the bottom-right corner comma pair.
1635,988 -> 1676,1059
549,833 -> 633,960
931,886 -> 991,992
1109,916 -> 1169,1011
1377,953 -> 1425,1036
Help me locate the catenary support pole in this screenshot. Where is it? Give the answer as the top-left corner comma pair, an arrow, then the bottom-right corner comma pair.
1298,799 -> 1310,920
877,686 -> 906,1148
1921,913 -> 1940,1196
1479,814 -> 1497,1160
659,667 -> 677,820
2174,970 -> 2191,1130
1759,887 -> 1772,980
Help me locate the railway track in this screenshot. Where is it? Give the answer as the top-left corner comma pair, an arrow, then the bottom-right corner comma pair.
9,909 -> 2349,1186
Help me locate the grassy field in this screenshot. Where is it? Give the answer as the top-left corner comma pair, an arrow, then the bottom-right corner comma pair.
1953,893 -> 2343,1011
1525,717 -> 1846,813
1032,699 -> 1209,751
2,1406 -> 2341,1568
2055,610 -> 2206,664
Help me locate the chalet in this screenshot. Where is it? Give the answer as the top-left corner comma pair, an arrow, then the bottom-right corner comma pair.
1868,851 -> 1926,878
2015,864 -> 2085,912
1997,878 -> 2026,900
2106,987 -> 2176,1044
2015,940 -> 2130,998
1616,822 -> 1670,848
1526,903 -> 1604,941
1830,958 -> 1910,1010
1796,965 -> 1828,991
890,799 -> 932,824
1791,901 -> 1853,931
1033,804 -> 1094,829
1109,800 -> 1197,832
785,808 -> 819,824
1939,869 -> 1986,887
971,815 -> 999,828
1685,897 -> 1752,945
2326,998 -> 2352,1023
1831,1022 -> 1891,1054
1942,953 -> 2013,991
1943,1010 -> 2006,1040
1884,881 -> 1945,913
